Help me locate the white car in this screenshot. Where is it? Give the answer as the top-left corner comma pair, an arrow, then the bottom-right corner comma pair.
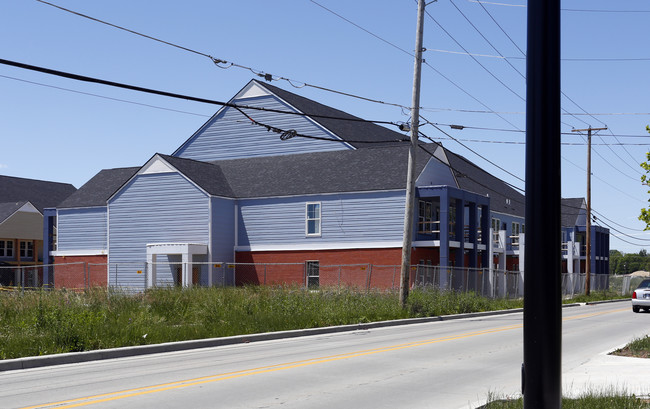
632,279 -> 650,313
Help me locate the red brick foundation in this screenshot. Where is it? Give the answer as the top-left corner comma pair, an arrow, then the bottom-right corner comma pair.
235,247 -> 443,289
53,255 -> 108,289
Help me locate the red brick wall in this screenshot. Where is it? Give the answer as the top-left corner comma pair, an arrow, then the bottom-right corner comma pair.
235,248 -> 442,289
506,255 -> 520,271
54,255 -> 108,289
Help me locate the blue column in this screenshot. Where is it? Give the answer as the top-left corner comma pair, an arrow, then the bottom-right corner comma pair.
455,197 -> 464,267
468,202 -> 477,268
42,208 -> 56,287
481,204 -> 490,268
439,188 -> 449,268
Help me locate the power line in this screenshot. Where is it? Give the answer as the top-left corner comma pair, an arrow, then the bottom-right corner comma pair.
471,1 -> 650,13
234,107 -> 409,144
449,0 -> 592,130
425,7 -> 526,104
311,0 -> 524,132
0,58 -> 404,128
562,156 -> 646,204
592,209 -> 647,232
0,73 -> 211,118
472,0 -> 645,180
36,0 -> 414,112
419,118 -> 526,187
433,137 -> 650,146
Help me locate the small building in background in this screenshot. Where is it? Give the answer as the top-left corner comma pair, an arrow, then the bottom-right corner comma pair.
0,175 -> 76,286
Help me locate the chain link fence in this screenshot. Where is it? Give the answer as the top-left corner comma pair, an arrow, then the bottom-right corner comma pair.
0,261 -> 638,299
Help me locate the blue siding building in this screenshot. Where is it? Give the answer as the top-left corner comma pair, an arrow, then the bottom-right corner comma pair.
47,80 -> 608,291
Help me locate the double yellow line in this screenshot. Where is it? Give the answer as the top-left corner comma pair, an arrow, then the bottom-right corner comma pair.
20,306 -> 627,408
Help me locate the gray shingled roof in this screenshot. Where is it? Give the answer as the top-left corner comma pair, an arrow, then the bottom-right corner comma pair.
254,81 -> 409,148
57,167 -> 139,208
561,198 -> 585,227
0,201 -> 28,224
446,150 -> 525,217
0,175 -> 76,212
160,144 -> 431,198
160,155 -> 234,197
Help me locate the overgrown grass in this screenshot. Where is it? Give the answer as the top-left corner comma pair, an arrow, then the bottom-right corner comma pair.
482,393 -> 650,408
0,286 -> 629,360
0,286 -> 526,359
567,290 -> 629,303
612,335 -> 650,359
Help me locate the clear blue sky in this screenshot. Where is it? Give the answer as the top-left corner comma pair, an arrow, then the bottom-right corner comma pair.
1,0 -> 649,253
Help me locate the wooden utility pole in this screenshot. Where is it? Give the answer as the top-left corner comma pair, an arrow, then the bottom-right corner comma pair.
571,127 -> 607,296
399,0 -> 426,308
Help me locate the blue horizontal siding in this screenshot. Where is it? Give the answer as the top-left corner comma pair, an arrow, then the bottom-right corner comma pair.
174,95 -> 351,161
108,173 -> 210,290
211,197 -> 235,262
57,207 -> 107,251
238,191 -> 406,247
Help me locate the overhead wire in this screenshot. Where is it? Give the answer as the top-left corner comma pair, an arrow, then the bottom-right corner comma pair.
0,73 -> 211,118
312,0 -> 524,132
35,0 -> 413,112
473,0 -> 645,180
233,107 -> 409,144
30,0 -> 649,246
561,156 -> 646,204
592,209 -> 648,232
420,116 -> 525,185
0,58 -> 401,129
470,1 -> 650,13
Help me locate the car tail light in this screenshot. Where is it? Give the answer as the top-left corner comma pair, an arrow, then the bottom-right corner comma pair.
633,292 -> 637,299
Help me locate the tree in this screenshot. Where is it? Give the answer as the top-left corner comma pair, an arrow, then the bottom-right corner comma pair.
638,125 -> 650,228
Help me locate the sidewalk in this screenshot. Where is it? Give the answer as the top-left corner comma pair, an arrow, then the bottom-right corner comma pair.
563,348 -> 650,398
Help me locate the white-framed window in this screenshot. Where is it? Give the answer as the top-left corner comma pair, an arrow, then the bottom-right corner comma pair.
306,260 -> 320,288
511,222 -> 521,246
0,240 -> 14,258
418,200 -> 433,233
512,222 -> 520,236
306,202 -> 321,236
492,217 -> 501,243
20,241 -> 33,259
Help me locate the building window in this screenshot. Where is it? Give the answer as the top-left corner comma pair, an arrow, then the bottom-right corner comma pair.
20,241 -> 33,259
512,222 -> 520,236
418,200 -> 434,233
0,240 -> 14,257
306,202 -> 321,236
306,261 -> 319,288
492,217 -> 501,243
511,222 -> 520,246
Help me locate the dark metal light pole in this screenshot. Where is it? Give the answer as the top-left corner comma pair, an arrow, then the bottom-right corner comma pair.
523,0 -> 562,408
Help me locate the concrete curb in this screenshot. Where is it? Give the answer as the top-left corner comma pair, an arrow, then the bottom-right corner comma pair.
0,299 -> 629,372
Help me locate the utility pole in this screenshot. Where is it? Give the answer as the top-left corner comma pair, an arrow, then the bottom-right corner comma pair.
524,1 -> 561,408
399,0 -> 426,308
572,126 -> 607,296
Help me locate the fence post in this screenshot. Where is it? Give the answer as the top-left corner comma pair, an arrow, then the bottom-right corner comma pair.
338,265 -> 342,291
263,263 -> 267,285
366,263 -> 372,292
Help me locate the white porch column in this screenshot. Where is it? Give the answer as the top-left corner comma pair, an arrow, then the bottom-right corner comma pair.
146,253 -> 157,288
518,233 -> 525,296
567,240 -> 574,274
181,252 -> 190,287
488,227 -> 495,297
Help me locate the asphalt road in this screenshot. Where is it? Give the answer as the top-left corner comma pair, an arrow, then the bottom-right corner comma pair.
2,302 -> 648,409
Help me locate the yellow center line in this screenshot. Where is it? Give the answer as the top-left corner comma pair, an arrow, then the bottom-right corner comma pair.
20,306 -> 627,409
